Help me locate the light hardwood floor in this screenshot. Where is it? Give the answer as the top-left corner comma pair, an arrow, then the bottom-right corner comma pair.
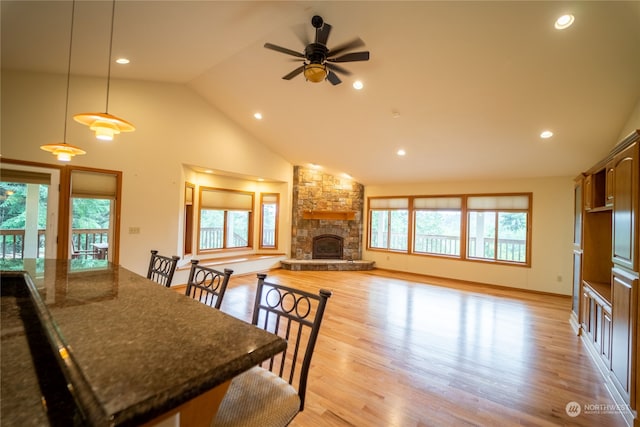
184,269 -> 628,427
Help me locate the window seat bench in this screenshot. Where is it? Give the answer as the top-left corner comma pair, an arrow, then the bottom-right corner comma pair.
173,253 -> 287,285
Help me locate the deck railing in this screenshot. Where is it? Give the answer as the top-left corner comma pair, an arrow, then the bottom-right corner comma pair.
200,227 -> 248,249
0,228 -> 108,259
374,233 -> 526,262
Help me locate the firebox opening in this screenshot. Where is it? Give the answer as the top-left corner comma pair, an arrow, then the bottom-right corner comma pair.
312,235 -> 344,259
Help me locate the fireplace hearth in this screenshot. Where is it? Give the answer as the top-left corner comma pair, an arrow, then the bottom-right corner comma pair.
312,235 -> 343,259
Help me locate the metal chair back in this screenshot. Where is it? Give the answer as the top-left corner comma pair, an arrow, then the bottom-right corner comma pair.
252,273 -> 332,410
185,260 -> 233,309
146,250 -> 179,287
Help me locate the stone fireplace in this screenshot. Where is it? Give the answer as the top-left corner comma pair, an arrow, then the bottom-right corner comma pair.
290,166 -> 364,261
312,235 -> 344,259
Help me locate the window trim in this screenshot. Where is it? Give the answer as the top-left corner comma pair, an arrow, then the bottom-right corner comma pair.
368,197 -> 410,252
197,186 -> 254,254
259,193 -> 279,249
367,193 -> 532,267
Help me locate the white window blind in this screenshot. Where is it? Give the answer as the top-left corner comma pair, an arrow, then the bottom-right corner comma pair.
369,198 -> 409,209
201,189 -> 253,211
414,197 -> 462,209
467,195 -> 529,210
71,171 -> 117,198
1,169 -> 51,185
261,194 -> 278,204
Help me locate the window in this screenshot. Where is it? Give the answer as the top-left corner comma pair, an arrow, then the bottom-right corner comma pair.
368,193 -> 531,266
413,197 -> 462,256
466,195 -> 529,263
198,187 -> 253,252
69,170 -> 117,262
260,193 -> 278,249
369,198 -> 408,251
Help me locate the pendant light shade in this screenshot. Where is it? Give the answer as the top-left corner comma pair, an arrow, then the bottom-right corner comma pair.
40,142 -> 87,162
73,112 -> 134,141
74,0 -> 134,141
40,0 -> 86,162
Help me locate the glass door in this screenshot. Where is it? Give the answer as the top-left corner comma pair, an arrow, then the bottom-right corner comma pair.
0,164 -> 60,260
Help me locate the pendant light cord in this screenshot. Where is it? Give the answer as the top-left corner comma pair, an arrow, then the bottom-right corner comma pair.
104,0 -> 116,113
63,0 -> 76,142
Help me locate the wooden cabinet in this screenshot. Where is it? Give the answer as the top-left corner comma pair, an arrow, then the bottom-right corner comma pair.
584,174 -> 593,211
582,282 -> 613,369
584,167 -> 611,212
573,130 -> 639,427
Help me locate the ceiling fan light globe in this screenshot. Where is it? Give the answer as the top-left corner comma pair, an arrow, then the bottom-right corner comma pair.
304,63 -> 327,83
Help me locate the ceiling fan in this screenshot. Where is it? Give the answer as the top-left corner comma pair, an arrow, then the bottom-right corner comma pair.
264,15 -> 370,85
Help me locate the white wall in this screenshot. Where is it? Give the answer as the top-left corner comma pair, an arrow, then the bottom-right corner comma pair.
617,97 -> 640,143
364,176 -> 575,295
1,70 -> 293,276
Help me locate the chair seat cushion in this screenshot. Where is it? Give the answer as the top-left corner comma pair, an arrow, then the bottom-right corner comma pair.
212,366 -> 301,427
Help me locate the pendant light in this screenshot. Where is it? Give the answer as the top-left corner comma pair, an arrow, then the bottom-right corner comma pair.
40,0 -> 86,162
73,0 -> 134,141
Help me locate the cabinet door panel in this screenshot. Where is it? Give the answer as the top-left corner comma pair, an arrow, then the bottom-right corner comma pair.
602,310 -> 612,368
610,268 -> 637,400
572,252 -> 582,317
612,142 -> 638,270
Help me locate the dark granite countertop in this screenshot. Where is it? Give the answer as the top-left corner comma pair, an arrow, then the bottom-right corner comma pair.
0,259 -> 287,426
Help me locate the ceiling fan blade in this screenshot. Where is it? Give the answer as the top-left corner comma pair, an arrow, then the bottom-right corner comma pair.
328,51 -> 370,63
316,22 -> 332,45
327,38 -> 365,58
282,65 -> 305,80
326,62 -> 352,76
264,43 -> 305,58
326,70 -> 342,85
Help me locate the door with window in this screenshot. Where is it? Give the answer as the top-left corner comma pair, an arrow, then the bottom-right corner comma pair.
69,169 -> 120,263
0,164 -> 60,260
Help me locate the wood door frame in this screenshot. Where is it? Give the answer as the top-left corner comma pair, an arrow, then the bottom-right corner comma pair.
2,158 -> 122,264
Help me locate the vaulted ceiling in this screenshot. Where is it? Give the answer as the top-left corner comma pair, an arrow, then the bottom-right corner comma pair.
3,1 -> 639,184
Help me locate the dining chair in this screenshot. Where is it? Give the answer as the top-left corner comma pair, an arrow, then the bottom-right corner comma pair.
146,250 -> 180,287
212,273 -> 332,427
184,260 -> 233,309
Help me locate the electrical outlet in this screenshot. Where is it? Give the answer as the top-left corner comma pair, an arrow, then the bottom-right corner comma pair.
129,227 -> 140,234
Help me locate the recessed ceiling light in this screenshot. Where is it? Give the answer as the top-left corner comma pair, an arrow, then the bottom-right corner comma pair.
554,14 -> 574,30
353,80 -> 363,90
540,130 -> 554,139
115,58 -> 130,64
257,178 -> 265,182
254,112 -> 263,120
204,169 -> 213,174
397,149 -> 406,156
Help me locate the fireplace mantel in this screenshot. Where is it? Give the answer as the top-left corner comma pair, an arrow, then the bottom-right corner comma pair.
302,210 -> 356,221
